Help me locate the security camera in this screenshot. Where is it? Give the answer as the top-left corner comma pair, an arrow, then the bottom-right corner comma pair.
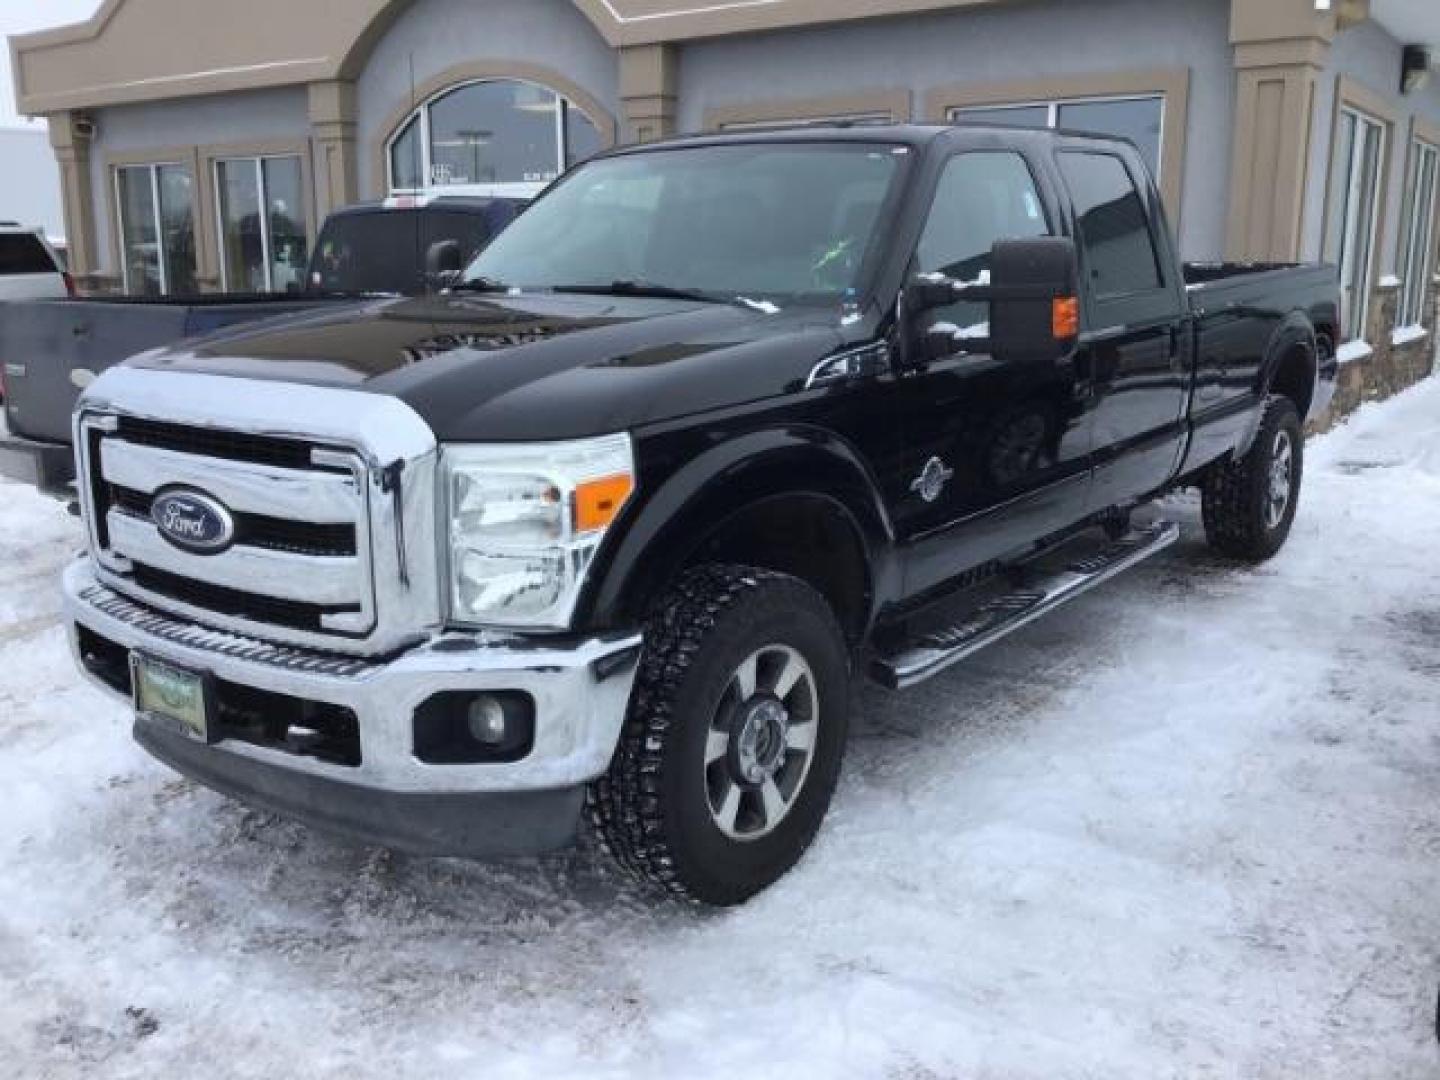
1402,46 -> 1431,96
72,114 -> 96,140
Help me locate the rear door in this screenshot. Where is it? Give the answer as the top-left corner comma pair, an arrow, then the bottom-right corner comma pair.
1054,147 -> 1189,510
893,146 -> 1094,596
0,233 -> 65,301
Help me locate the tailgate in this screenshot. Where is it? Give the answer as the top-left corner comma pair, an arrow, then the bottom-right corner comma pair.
1,300 -> 190,442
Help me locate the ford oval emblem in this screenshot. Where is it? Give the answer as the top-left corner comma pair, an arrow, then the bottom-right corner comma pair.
151,488 -> 236,554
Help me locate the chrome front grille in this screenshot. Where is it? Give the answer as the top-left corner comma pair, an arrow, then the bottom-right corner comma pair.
74,368 -> 443,657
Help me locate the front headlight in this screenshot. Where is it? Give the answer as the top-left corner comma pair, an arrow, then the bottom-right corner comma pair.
442,434 -> 635,629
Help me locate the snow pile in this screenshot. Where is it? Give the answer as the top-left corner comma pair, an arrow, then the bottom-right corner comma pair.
3,381 -> 1440,1078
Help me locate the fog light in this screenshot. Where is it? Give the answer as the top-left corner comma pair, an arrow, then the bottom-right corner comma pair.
467,696 -> 509,745
413,690 -> 535,764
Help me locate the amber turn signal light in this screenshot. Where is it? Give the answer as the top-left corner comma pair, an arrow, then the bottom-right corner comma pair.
575,474 -> 635,533
1052,296 -> 1080,340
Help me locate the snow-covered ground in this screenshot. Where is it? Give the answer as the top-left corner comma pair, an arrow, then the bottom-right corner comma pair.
3,381 -> 1440,1079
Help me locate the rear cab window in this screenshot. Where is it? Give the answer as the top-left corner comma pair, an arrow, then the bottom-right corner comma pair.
1055,149 -> 1178,323
0,234 -> 59,276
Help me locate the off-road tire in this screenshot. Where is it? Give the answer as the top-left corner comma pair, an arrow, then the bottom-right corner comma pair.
587,565 -> 850,906
1201,395 -> 1304,562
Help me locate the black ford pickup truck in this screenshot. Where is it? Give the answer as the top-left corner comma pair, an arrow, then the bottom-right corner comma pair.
62,125 -> 1338,905
0,196 -> 521,494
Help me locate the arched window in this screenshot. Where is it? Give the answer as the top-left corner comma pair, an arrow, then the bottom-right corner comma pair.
387,80 -> 603,198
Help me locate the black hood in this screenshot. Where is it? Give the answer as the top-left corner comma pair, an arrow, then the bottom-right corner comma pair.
128,294 -> 846,440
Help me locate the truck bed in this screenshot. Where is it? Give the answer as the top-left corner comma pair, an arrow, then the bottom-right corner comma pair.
1183,260 -> 1338,303
1,294 -> 335,443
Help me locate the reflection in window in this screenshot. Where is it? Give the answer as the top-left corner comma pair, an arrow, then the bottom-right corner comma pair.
115,163 -> 196,296
1397,139 -> 1438,330
388,79 -> 603,197
1058,151 -> 1163,297
916,152 -> 1051,330
952,95 -> 1165,179
1324,108 -> 1387,341
390,116 -> 423,193
216,156 -> 309,293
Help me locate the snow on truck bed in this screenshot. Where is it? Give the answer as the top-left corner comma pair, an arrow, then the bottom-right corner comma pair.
3,380 -> 1440,1079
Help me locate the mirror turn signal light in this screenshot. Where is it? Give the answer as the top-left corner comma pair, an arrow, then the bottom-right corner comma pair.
575,473 -> 635,533
1053,296 -> 1080,340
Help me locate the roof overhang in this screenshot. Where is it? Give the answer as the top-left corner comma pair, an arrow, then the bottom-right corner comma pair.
9,0 -> 1012,116
1368,0 -> 1440,56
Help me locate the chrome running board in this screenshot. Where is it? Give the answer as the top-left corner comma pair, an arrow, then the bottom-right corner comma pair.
872,520 -> 1180,690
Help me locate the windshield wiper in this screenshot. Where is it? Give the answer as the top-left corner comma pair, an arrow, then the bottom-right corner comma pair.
552,280 -> 722,303
553,280 -> 782,312
448,276 -> 514,294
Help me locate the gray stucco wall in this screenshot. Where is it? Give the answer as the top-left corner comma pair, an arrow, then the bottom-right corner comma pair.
87,87 -> 309,277
1302,19 -> 1440,270
355,0 -> 620,198
676,0 -> 1234,261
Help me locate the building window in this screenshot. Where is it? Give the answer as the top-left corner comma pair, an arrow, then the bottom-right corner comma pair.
1398,137 -> 1438,330
951,96 -> 1165,180
215,156 -> 309,293
114,163 -> 197,296
387,80 -> 602,199
1324,107 -> 1387,342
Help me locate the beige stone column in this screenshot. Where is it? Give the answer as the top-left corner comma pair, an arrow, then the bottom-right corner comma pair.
48,111 -> 97,279
620,45 -> 678,143
1224,0 -> 1346,262
309,81 -> 359,217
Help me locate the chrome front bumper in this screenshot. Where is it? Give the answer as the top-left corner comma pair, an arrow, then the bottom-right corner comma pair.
63,559 -> 641,854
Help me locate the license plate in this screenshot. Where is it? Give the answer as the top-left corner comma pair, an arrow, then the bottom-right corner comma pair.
132,653 -> 211,741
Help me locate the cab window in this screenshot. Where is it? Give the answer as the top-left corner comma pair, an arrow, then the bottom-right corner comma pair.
914,152 -> 1051,332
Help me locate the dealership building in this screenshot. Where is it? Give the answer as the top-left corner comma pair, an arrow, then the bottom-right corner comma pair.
8,0 -> 1440,410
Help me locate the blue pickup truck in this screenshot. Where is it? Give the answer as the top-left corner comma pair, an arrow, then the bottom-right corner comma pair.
0,196 -> 521,494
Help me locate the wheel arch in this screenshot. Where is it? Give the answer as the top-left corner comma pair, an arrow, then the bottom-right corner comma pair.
1238,314 -> 1318,456
580,428 -> 899,644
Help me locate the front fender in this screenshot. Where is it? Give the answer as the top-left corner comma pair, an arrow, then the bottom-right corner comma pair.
578,425 -> 900,632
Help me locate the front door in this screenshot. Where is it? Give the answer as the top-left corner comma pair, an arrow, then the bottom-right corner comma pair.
893,149 -> 1093,598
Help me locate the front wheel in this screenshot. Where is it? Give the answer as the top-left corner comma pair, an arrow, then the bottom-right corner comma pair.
1201,395 -> 1304,562
588,565 -> 850,906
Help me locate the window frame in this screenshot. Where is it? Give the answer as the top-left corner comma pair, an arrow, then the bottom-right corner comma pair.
1055,147 -> 1177,326
950,94 -> 1167,182
211,153 -> 309,293
925,69 -> 1189,227
384,77 -> 604,199
1397,131 -> 1439,332
113,160 -> 194,296
1324,103 -> 1389,343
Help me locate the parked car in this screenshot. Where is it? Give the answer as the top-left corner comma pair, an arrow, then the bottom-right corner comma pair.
0,196 -> 522,493
61,125 -> 1338,905
0,223 -> 71,302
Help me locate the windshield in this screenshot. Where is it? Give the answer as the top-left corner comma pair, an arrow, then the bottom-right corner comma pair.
308,204 -> 519,295
463,143 -> 906,303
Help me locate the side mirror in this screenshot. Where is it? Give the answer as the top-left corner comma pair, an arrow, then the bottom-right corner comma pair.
989,236 -> 1080,363
904,236 -> 1080,365
424,239 -> 464,280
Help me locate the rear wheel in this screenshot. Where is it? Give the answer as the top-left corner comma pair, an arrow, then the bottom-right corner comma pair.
587,565 -> 850,906
1201,395 -> 1304,562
